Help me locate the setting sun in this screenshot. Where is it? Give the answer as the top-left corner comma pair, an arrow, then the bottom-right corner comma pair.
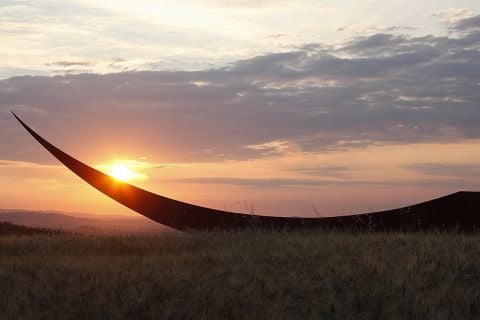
109,163 -> 136,182
96,160 -> 148,182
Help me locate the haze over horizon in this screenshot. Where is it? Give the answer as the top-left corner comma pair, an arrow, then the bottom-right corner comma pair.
1,1 -> 480,217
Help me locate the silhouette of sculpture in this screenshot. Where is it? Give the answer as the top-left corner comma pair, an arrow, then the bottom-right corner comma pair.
12,112 -> 480,232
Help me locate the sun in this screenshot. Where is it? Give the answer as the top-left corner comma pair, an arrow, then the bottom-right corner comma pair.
97,159 -> 149,182
109,163 -> 137,181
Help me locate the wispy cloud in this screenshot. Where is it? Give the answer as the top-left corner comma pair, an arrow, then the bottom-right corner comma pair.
172,176 -> 480,189
283,165 -> 351,177
407,163 -> 480,178
245,140 -> 290,155
46,61 -> 95,67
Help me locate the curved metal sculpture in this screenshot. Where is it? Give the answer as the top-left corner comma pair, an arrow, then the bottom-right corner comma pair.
12,112 -> 480,231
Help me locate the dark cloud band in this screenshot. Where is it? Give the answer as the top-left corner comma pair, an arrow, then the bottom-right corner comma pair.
1,14 -> 479,163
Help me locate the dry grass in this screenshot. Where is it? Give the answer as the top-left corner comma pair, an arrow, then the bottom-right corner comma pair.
0,230 -> 479,319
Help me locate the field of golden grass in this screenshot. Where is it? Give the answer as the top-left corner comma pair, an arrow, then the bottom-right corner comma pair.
0,230 -> 479,319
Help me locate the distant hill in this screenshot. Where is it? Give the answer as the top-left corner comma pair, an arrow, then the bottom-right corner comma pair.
0,209 -> 170,233
0,221 -> 65,235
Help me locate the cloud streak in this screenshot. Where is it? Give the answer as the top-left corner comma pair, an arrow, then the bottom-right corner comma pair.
408,163 -> 480,178
173,176 -> 480,189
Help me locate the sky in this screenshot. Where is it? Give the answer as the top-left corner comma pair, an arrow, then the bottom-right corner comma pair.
1,0 -> 480,217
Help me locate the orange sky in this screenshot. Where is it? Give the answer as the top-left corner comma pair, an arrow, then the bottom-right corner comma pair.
2,137 -> 479,217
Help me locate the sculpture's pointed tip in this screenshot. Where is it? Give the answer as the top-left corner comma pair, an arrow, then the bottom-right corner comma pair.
10,110 -> 20,121
11,110 -> 34,134
11,110 -> 22,123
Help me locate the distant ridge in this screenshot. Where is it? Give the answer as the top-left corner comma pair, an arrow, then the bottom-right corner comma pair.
0,221 -> 64,236
0,209 -> 169,233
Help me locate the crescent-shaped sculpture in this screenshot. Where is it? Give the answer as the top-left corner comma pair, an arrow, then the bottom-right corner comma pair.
12,112 -> 480,232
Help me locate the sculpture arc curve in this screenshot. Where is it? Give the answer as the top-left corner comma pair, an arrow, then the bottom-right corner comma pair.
12,112 -> 480,232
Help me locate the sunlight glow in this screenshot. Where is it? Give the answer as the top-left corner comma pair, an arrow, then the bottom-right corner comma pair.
97,160 -> 149,182
109,163 -> 136,181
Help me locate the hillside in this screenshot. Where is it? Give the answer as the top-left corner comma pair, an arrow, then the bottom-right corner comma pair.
0,209 -> 169,233
0,221 -> 64,235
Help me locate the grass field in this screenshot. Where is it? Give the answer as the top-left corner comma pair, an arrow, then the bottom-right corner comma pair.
0,230 -> 479,319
